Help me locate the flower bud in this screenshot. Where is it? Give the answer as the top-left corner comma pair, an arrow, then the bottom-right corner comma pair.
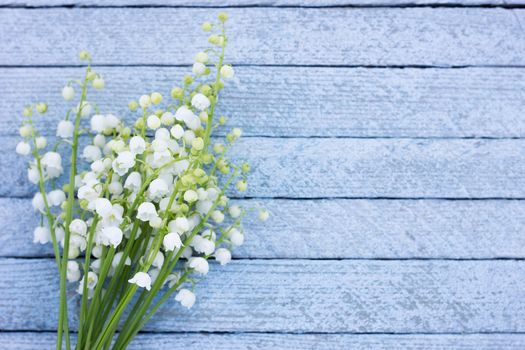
62,86 -> 75,101
184,190 -> 198,203
151,92 -> 163,105
199,85 -> 211,96
147,115 -> 161,130
86,71 -> 97,81
139,94 -> 151,109
19,125 -> 32,137
161,112 -> 175,125
22,106 -> 33,117
171,87 -> 184,99
135,117 -> 145,130
232,127 -> 242,138
211,210 -> 224,223
208,34 -> 220,45
202,21 -> 213,32
128,100 -> 139,111
218,12 -> 229,22
79,50 -> 91,61
183,75 -> 193,85
93,77 -> 105,90
236,180 -> 247,192
36,102 -> 48,114
241,163 -> 250,173
35,136 -> 47,149
192,62 -> 206,75
191,137 -> 204,151
195,52 -> 208,63
228,205 -> 241,218
259,209 -> 270,221
16,141 -> 31,155
220,65 -> 234,78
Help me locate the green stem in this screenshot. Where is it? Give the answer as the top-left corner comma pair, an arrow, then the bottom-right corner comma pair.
58,65 -> 90,350
113,171 -> 237,349
203,23 -> 226,150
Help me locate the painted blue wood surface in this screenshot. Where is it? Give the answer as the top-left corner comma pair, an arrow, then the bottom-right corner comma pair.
3,136 -> 525,198
2,258 -> 525,333
2,67 -> 525,138
0,8 -> 524,66
0,2 -> 524,349
2,332 -> 525,350
3,198 -> 525,259
3,0 -> 525,6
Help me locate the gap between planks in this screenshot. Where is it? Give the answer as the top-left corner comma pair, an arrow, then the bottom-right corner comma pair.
1,4 -> 525,9
3,63 -> 525,69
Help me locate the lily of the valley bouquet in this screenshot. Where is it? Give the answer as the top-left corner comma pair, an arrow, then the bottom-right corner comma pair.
15,13 -> 268,349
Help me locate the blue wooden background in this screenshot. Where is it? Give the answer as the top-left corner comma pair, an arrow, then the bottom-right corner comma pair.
0,1 -> 525,349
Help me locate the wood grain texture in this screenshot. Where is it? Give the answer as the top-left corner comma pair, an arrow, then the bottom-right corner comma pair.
3,136 -> 525,198
1,258 -> 525,332
0,8 -> 524,66
2,332 -> 525,350
3,67 -> 525,138
3,0 -> 525,7
3,197 -> 525,259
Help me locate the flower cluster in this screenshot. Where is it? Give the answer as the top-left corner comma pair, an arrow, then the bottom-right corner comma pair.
16,13 -> 268,350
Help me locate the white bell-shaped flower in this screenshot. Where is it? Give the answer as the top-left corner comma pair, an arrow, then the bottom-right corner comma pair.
69,219 -> 87,237
124,171 -> 141,192
128,272 -> 152,290
163,232 -> 183,251
33,226 -> 51,244
137,202 -> 158,222
188,257 -> 209,275
215,248 -> 232,265
41,152 -> 63,178
67,261 -> 81,282
148,178 -> 169,201
31,192 -> 45,212
83,145 -> 102,163
48,189 -> 66,206
62,85 -> 75,101
56,120 -> 74,138
100,226 -> 123,248
175,289 -> 196,309
129,136 -> 146,155
191,93 -> 210,111
112,151 -> 135,176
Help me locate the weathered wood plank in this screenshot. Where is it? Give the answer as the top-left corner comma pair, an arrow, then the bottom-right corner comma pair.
3,197 -> 525,259
3,136 -> 525,198
2,332 -> 525,350
3,67 -> 525,138
0,8 -> 524,66
2,0 -> 525,7
1,258 -> 524,332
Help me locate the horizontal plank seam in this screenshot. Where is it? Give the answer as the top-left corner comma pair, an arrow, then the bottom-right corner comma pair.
1,330 -> 525,336
5,256 -> 525,260
3,64 -> 525,69
5,195 -> 525,200
5,133 -> 525,141
1,4 -> 525,9
3,257 -> 525,261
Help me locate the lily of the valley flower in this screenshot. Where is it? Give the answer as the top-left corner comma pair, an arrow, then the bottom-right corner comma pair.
175,289 -> 196,309
128,272 -> 152,290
